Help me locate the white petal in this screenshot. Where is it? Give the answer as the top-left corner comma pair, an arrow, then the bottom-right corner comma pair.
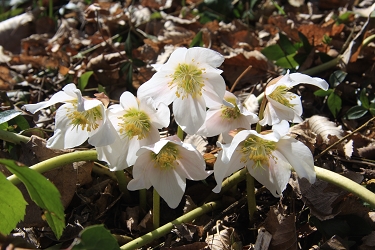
175,146 -> 211,180
202,73 -> 226,108
137,72 -> 176,106
88,112 -> 117,147
174,95 -> 206,135
24,90 -> 76,113
196,109 -> 227,137
46,104 -> 88,149
96,136 -> 130,171
213,150 -> 243,193
127,151 -> 154,189
149,167 -> 186,209
127,127 -> 160,166
141,97 -> 170,129
120,91 -> 139,110
185,47 -> 224,68
276,137 -> 316,183
164,47 -> 188,69
289,73 -> 329,90
271,120 -> 290,138
247,151 -> 291,197
221,130 -> 253,163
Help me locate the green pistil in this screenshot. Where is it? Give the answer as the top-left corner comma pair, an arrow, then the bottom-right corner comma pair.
170,62 -> 204,99
221,97 -> 241,120
151,142 -> 179,170
268,85 -> 296,108
240,135 -> 276,169
118,108 -> 151,140
67,105 -> 102,132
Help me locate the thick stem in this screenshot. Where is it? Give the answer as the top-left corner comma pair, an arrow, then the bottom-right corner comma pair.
300,56 -> 342,76
246,172 -> 256,221
120,201 -> 222,250
153,189 -> 160,229
7,150 -> 98,185
0,129 -> 30,144
114,171 -> 132,202
315,166 -> 375,207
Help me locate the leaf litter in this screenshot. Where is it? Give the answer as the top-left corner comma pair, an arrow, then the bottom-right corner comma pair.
1,0 -> 375,249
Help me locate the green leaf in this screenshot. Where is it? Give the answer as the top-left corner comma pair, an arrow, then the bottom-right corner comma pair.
314,89 -> 333,97
190,30 -> 204,48
125,31 -> 133,58
369,103 -> 375,116
0,159 -> 65,239
261,44 -> 285,61
329,70 -> 347,88
327,92 -> 342,118
298,31 -> 312,52
78,71 -> 94,91
275,52 -> 299,69
346,105 -> 368,120
71,225 -> 120,250
278,33 -> 298,55
0,172 -> 27,235
0,110 -> 22,124
9,115 -> 30,131
360,88 -> 370,109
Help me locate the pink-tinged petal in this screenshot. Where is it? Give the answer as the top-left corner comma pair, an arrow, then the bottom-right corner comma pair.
276,136 -> 316,183
141,98 -> 170,129
185,47 -> 224,68
247,151 -> 291,197
175,146 -> 211,180
202,73 -> 226,108
174,95 -> 206,135
149,167 -> 186,209
120,91 -> 139,110
220,130 -> 253,163
137,72 -> 176,105
213,150 -> 244,193
46,104 -> 88,149
24,90 -> 76,113
196,109 -> 227,137
128,150 -> 154,189
96,136 -> 130,171
289,73 -> 329,90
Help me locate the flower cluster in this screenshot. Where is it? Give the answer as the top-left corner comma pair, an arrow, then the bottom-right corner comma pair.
24,47 -> 328,208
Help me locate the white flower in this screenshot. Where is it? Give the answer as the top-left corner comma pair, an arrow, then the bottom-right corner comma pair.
96,91 -> 170,171
127,135 -> 212,209
259,71 -> 329,126
196,91 -> 258,142
137,47 -> 226,135
213,121 -> 315,197
24,83 -> 116,149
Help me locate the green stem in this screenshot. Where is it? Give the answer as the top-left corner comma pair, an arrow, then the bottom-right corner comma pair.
7,150 -> 98,186
153,189 -> 160,229
246,172 -> 256,221
301,56 -> 342,76
120,201 -> 222,250
114,171 -> 132,202
0,130 -> 30,144
315,166 -> 375,207
362,34 -> 375,48
177,126 -> 184,141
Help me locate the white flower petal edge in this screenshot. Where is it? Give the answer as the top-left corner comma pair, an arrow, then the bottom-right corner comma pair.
213,121 -> 315,197
96,92 -> 170,170
260,71 -> 329,126
127,135 -> 211,209
137,47 -> 226,135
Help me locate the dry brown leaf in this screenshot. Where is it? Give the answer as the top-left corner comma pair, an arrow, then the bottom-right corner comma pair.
320,235 -> 350,250
254,227 -> 272,250
359,231 -> 375,250
205,226 -> 242,250
308,115 -> 342,143
126,206 -> 139,232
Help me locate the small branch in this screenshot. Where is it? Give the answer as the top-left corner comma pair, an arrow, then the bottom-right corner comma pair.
230,65 -> 253,93
300,56 -> 342,76
120,201 -> 222,250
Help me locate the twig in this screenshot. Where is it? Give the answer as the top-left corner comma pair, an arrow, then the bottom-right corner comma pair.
230,65 -> 253,93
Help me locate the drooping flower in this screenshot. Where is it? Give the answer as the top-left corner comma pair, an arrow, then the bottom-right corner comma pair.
95,91 -> 170,171
24,83 -> 116,149
127,135 -> 212,208
137,47 -> 226,135
196,91 -> 259,142
213,121 -> 315,197
259,71 -> 329,126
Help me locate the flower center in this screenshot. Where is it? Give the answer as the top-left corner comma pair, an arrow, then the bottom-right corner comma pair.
151,142 -> 179,170
240,135 -> 276,169
221,97 -> 241,120
268,85 -> 296,108
170,62 -> 204,99
118,108 -> 151,140
67,104 -> 102,132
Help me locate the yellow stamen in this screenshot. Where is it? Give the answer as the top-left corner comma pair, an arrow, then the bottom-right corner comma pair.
151,142 -> 179,170
240,135 -> 277,169
66,104 -> 102,132
169,62 -> 205,99
118,108 -> 151,140
221,97 -> 241,120
268,85 -> 296,108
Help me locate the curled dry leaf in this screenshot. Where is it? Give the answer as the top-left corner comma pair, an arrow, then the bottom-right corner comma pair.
308,115 -> 342,143
205,226 -> 242,250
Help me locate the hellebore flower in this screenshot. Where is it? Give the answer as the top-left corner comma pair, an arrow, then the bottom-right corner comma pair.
259,71 -> 329,126
96,91 -> 170,171
213,121 -> 315,197
196,91 -> 259,142
24,83 -> 115,149
137,47 -> 226,134
127,135 -> 212,208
